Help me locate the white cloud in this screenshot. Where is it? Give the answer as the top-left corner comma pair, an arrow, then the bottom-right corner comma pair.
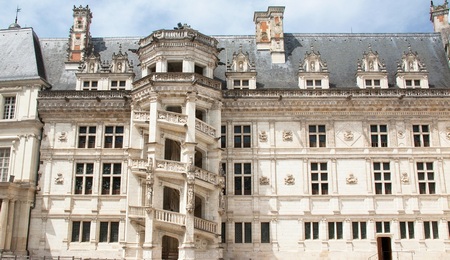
0,0 -> 437,37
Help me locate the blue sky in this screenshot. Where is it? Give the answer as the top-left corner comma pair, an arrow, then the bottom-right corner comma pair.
0,0 -> 440,37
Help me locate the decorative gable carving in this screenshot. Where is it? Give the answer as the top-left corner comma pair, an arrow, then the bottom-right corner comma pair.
396,46 -> 429,88
111,45 -> 134,73
298,46 -> 329,89
225,45 -> 257,89
356,45 -> 388,89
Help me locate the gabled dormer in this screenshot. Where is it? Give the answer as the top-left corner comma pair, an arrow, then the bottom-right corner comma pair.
76,46 -> 135,91
225,45 -> 257,89
298,46 -> 329,89
356,45 -> 388,89
396,46 -> 429,89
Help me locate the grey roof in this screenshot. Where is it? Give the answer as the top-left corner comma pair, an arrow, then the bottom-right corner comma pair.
213,33 -> 450,89
0,27 -> 46,82
38,32 -> 450,90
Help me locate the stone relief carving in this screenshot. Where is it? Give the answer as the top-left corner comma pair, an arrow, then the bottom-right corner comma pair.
186,185 -> 194,213
260,176 -> 270,185
397,130 -> 405,139
283,130 -> 293,142
259,131 -> 268,142
195,238 -> 208,249
343,130 -> 354,141
146,159 -> 154,206
346,174 -> 358,184
54,173 -> 64,185
401,172 -> 409,184
284,174 -> 295,185
58,132 -> 67,142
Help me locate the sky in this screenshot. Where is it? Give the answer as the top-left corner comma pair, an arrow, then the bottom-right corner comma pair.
0,0 -> 441,38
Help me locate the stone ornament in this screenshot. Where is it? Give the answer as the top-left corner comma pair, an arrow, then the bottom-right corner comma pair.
346,174 -> 358,184
259,131 -> 268,142
343,130 -> 354,141
260,176 -> 270,185
284,174 -> 295,185
58,132 -> 67,142
401,172 -> 409,184
186,185 -> 194,213
446,127 -> 450,140
195,238 -> 208,249
283,130 -> 293,142
397,130 -> 405,139
54,173 -> 64,185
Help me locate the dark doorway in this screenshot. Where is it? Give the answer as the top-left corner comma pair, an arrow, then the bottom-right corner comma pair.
377,236 -> 392,260
162,235 -> 179,260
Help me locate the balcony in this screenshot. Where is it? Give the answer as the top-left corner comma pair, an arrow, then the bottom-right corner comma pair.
195,119 -> 216,142
130,159 -> 148,177
154,159 -> 219,186
133,111 -> 150,128
157,110 -> 188,132
128,206 -> 217,234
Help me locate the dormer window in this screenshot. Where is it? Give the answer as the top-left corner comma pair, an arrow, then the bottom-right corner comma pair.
225,45 -> 257,89
396,46 -> 429,89
168,61 -> 182,72
356,45 -> 388,89
111,80 -> 126,90
195,64 -> 205,75
298,46 -> 329,89
83,81 -> 98,90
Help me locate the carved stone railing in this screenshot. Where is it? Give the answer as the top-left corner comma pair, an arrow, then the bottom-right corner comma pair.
158,110 -> 188,124
154,208 -> 186,226
140,29 -> 218,49
38,90 -> 131,99
223,88 -> 450,99
131,159 -> 147,170
155,159 -> 187,173
128,206 -> 147,218
134,73 -> 222,90
133,111 -> 150,122
193,166 -> 218,185
194,217 -> 217,234
195,119 -> 216,137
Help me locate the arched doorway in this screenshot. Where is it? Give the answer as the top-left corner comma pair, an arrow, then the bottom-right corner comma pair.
163,187 -> 180,212
162,235 -> 179,260
194,195 -> 203,218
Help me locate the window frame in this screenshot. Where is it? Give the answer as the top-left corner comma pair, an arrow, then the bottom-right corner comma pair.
104,125 -> 124,148
370,124 -> 388,147
221,125 -> 227,148
352,221 -> 367,239
375,221 -> 391,233
412,124 -> 430,147
261,222 -> 270,243
309,125 -> 326,147
305,222 -> 319,240
101,163 -> 122,195
424,221 -> 439,239
234,163 -> 251,195
110,80 -> 126,90
374,162 -> 392,195
78,126 -> 97,148
400,221 -> 415,239
71,221 -> 91,242
99,221 -> 119,243
0,148 -> 11,182
82,80 -> 98,90
417,162 -> 435,194
328,222 -> 343,240
235,222 -> 252,243
234,125 -> 251,148
75,163 -> 94,195
2,96 -> 16,120
311,162 -> 328,195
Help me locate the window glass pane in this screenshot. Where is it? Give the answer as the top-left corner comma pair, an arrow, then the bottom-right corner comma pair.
352,222 -> 359,239
244,223 -> 252,243
400,222 -> 406,239
99,222 -> 108,242
305,222 -> 311,239
235,223 -> 242,243
82,222 -> 90,242
313,222 -> 319,239
110,222 -> 119,242
361,222 -> 367,239
72,221 -> 80,242
261,222 -> 270,243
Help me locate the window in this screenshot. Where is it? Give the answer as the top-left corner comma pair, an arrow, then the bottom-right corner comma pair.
311,162 -> 328,195
305,222 -> 319,240
370,124 -> 388,147
104,126 -> 124,148
261,222 -> 270,243
233,79 -> 250,89
78,126 -> 96,148
417,162 -> 435,194
234,163 -> 251,195
405,79 -> 421,87
167,61 -> 182,72
221,125 -> 226,148
365,79 -> 381,87
71,221 -> 91,242
99,221 -> 119,243
328,222 -> 343,240
102,163 -> 121,195
235,222 -> 252,243
82,81 -> 98,90
75,163 -> 94,194
376,221 -> 390,233
221,222 -> 226,243
0,148 -> 11,182
424,221 -> 439,239
2,97 -> 16,119
352,222 -> 367,239
194,64 -> 204,75
110,80 -> 126,90
413,125 -> 430,147
400,221 -> 414,239
374,162 -> 391,194
306,79 -> 322,88
234,125 -> 251,148
309,125 -> 326,147
221,163 -> 227,195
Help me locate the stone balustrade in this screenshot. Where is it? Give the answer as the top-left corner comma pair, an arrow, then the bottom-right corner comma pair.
157,110 -> 188,124
194,217 -> 217,234
128,206 -> 147,218
133,111 -> 150,122
195,119 -> 216,137
155,159 -> 187,173
154,208 -> 186,226
130,159 -> 148,170
133,73 -> 221,90
193,166 -> 218,185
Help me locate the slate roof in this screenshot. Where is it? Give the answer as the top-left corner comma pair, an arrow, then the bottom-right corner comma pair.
31,32 -> 450,90
0,27 -> 46,82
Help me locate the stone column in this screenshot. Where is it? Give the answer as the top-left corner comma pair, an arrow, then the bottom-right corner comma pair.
4,200 -> 15,251
0,199 -> 9,250
180,172 -> 196,260
142,208 -> 156,259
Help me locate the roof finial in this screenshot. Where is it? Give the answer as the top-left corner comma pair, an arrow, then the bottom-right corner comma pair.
15,6 -> 21,24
